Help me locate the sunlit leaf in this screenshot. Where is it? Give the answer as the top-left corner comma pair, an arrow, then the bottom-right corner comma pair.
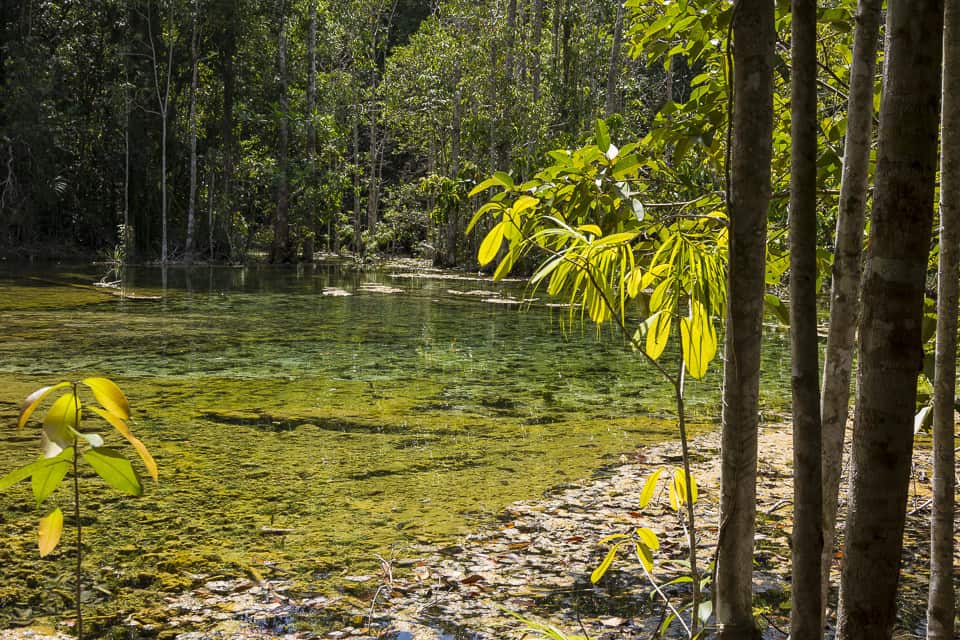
639,468 -> 664,508
598,532 -> 631,545
478,222 -> 506,266
0,449 -> 72,491
680,301 -> 717,380
635,541 -> 654,572
643,311 -> 671,361
83,447 -> 142,496
82,377 -> 130,420
512,195 -> 540,214
577,224 -> 602,237
595,119 -> 610,152
698,600 -> 713,624
31,457 -> 69,505
42,393 -> 80,458
591,543 -> 621,584
18,382 -> 70,429
38,508 -> 64,557
635,527 -> 660,551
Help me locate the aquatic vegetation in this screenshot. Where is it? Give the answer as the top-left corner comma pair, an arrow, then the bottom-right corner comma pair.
1,378 -> 157,639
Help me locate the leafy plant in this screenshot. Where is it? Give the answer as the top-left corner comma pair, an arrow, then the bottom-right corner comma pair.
470,119 -> 727,635
0,378 -> 158,639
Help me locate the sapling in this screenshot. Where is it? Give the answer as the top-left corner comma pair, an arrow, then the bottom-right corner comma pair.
0,378 -> 158,639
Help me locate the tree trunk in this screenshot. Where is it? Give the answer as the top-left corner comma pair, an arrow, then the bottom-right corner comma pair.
505,0 -> 518,82
185,0 -> 199,264
604,1 -> 624,118
788,0 -> 822,637
837,1 -> 944,638
272,7 -> 291,264
531,0 -> 544,101
219,0 -> 237,258
303,0 -> 318,263
819,0 -> 882,620
926,1 -> 959,636
208,159 -> 215,262
716,1 -> 774,638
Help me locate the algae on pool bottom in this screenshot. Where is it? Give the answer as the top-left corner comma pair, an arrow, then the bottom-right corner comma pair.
0,263 -> 789,634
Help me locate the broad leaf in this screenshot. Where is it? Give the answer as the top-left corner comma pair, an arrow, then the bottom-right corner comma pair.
635,527 -> 660,551
82,377 -> 129,420
18,382 -> 70,429
38,508 -> 64,557
643,311 -> 672,361
639,468 -> 664,508
87,406 -> 158,482
84,447 -> 142,496
591,542 -> 621,584
680,301 -> 717,380
478,222 -> 506,266
0,449 -> 72,491
31,458 -> 70,505
42,393 -> 81,458
595,119 -> 610,153
635,541 -> 654,573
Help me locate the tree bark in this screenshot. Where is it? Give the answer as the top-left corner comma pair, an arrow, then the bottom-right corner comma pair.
604,1 -> 624,118
303,0 -> 318,263
185,0 -> 199,264
926,1 -> 959,636
819,0 -> 882,620
271,6 -> 291,264
788,0 -> 822,636
837,1 -> 944,638
717,1 -> 774,638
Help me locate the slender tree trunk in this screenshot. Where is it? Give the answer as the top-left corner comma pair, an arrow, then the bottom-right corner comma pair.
208,159 -> 215,262
185,0 -> 199,264
788,0 -> 822,637
716,1 -> 774,638
352,115 -> 362,253
819,0 -> 882,619
272,6 -> 291,264
303,0 -> 318,263
367,90 -> 379,234
837,1 -> 944,638
219,0 -> 237,258
505,0 -> 518,82
149,1 -> 174,264
604,1 -> 624,118
531,0 -> 544,101
926,1 -> 959,636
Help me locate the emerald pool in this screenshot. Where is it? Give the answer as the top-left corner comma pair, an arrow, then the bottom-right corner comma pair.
0,261 -> 790,633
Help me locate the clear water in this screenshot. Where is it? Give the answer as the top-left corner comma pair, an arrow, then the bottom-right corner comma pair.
0,261 -> 790,632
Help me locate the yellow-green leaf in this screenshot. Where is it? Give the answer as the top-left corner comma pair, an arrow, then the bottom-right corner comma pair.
42,393 -> 80,458
680,301 -> 717,380
0,449 -> 72,491
591,543 -> 621,584
644,311 -> 671,361
31,458 -> 69,505
635,527 -> 660,551
625,267 -> 644,298
639,468 -> 664,508
88,407 -> 159,482
18,382 -> 70,429
577,224 -> 603,237
668,480 -> 680,512
478,222 -> 506,266
83,447 -> 142,496
512,195 -> 540,214
635,542 -> 654,573
598,532 -> 631,545
82,377 -> 130,420
38,508 -> 64,557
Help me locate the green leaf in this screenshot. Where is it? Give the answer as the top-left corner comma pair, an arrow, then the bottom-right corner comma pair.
81,377 -> 130,420
643,311 -> 671,361
635,527 -> 660,551
493,171 -> 515,189
38,508 -> 64,557
83,447 -> 142,496
591,543 -> 621,584
595,119 -> 610,153
31,458 -> 70,505
87,406 -> 158,482
681,300 -> 717,380
639,468 -> 664,508
18,382 -> 70,429
764,293 -> 790,325
0,449 -> 73,491
512,195 -> 540,214
635,542 -> 654,573
478,222 -> 506,266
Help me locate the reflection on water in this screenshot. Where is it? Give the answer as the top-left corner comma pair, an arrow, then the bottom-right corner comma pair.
0,261 -> 789,631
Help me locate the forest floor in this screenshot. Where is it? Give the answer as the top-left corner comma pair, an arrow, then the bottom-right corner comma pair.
1,421 -> 951,640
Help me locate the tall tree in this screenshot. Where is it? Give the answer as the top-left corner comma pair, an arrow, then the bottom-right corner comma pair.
927,0 -> 959,635
819,0 -> 882,617
303,0 -> 319,263
604,1 -> 624,118
148,0 -> 175,264
788,0 -> 822,635
271,2 -> 292,264
837,0 -> 944,637
184,0 -> 199,264
716,1 -> 774,637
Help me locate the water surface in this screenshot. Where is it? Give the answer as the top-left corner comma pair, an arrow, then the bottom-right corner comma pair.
0,261 -> 789,632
